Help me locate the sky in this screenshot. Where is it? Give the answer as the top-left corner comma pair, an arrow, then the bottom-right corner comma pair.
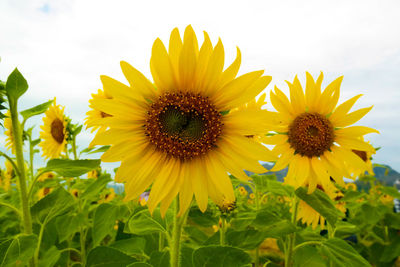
0,0 -> 399,172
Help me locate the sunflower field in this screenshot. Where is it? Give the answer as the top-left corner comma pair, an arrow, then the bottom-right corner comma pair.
0,26 -> 400,267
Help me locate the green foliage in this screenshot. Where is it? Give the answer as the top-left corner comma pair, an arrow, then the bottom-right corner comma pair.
44,159 -> 101,177
192,245 -> 252,267
0,234 -> 38,267
5,68 -> 28,106
86,246 -> 138,267
20,100 -> 53,121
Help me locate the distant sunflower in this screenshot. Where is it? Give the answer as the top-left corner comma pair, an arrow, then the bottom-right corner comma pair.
265,72 -> 378,192
4,111 -> 15,154
1,160 -> 14,191
39,99 -> 68,159
38,172 -> 55,182
350,137 -> 375,177
37,187 -> 53,200
85,89 -> 112,138
89,25 -> 275,216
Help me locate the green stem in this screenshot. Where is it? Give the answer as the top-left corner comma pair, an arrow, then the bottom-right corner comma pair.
0,151 -> 20,177
79,227 -> 86,267
9,101 -> 32,235
72,135 -> 78,160
292,241 -> 322,253
219,217 -> 226,246
27,170 -> 48,204
170,199 -> 187,267
159,232 -> 165,251
34,220 -> 47,266
254,187 -> 260,267
28,134 -> 34,181
285,196 -> 299,267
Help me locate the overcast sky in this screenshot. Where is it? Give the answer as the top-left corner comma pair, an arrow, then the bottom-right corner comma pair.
1,0 -> 399,172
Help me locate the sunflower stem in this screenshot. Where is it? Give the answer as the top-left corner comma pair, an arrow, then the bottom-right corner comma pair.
8,100 -> 33,236
219,217 -> 226,246
254,186 -> 260,266
170,199 -> 186,267
28,133 -> 34,181
285,196 -> 299,267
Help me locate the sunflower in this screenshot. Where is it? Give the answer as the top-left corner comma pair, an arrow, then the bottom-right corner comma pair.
99,188 -> 116,203
37,172 -> 55,182
4,110 -> 16,154
345,182 -> 357,191
39,99 -> 68,159
265,72 -> 379,192
297,182 -> 343,229
85,89 -> 112,137
37,187 -> 53,200
349,137 -> 375,178
87,170 -> 99,179
1,160 -> 14,191
88,25 -> 276,216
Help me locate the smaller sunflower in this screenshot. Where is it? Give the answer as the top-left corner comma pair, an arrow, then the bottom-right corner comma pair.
345,183 -> 357,191
87,170 -> 99,179
37,187 -> 53,200
38,172 -> 55,182
297,182 -> 344,229
4,111 -> 16,154
99,188 -> 116,203
39,99 -> 68,159
238,186 -> 247,196
85,89 -> 112,137
350,137 -> 375,178
1,160 -> 14,191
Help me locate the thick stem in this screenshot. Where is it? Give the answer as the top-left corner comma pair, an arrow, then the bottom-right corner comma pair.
9,101 -> 32,234
72,135 -> 78,160
170,199 -> 186,267
285,196 -> 299,267
219,217 -> 226,246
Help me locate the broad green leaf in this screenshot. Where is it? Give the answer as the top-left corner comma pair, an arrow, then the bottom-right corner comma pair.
319,238 -> 371,267
86,246 -> 137,267
383,212 -> 400,229
149,251 -> 170,267
38,246 -> 61,267
251,209 -> 281,229
31,187 -> 75,224
93,203 -> 119,246
188,207 -> 218,227
334,221 -> 359,239
5,68 -> 28,104
110,237 -> 146,256
55,214 -> 83,243
184,226 -> 209,244
252,174 -> 293,196
293,245 -> 325,267
226,229 -> 265,249
263,220 -> 298,238
127,263 -> 152,267
180,245 -> 194,267
44,159 -> 101,177
0,234 -> 38,267
379,236 -> 400,262
341,190 -> 365,202
230,211 -> 257,230
192,245 -> 252,267
20,100 -> 53,121
31,138 -> 41,147
127,209 -> 167,235
295,187 -> 342,227
81,174 -> 112,200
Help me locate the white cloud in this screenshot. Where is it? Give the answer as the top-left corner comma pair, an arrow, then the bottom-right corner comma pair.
1,0 -> 400,170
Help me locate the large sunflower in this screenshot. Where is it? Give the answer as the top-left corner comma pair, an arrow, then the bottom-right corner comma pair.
89,26 -> 276,216
39,99 -> 68,159
4,110 -> 15,154
265,72 -> 378,192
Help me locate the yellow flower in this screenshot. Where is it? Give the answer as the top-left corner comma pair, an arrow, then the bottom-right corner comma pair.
218,199 -> 236,214
4,111 -> 16,154
1,160 -> 14,191
350,137 -> 375,177
88,25 -> 275,216
85,89 -> 112,139
297,182 -> 344,229
71,188 -> 79,198
238,186 -> 247,196
265,72 -> 378,192
99,188 -> 116,203
37,172 -> 55,182
37,187 -> 53,199
87,170 -> 99,179
39,99 -> 68,159
249,193 -> 255,199
345,183 -> 357,191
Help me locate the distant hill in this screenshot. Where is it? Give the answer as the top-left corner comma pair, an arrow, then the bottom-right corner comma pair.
245,163 -> 400,187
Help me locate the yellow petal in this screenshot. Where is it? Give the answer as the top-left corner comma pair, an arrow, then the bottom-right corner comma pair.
120,61 -> 156,100
271,149 -> 295,172
178,25 -> 198,91
150,38 -> 177,92
226,135 -> 276,162
178,165 -> 194,216
331,146 -> 367,174
194,31 -> 213,92
205,154 -> 235,202
331,106 -> 373,127
329,94 -> 362,122
335,126 -> 379,137
287,76 -> 306,115
319,76 -> 343,115
169,27 -> 183,76
100,75 -> 139,102
201,39 -> 225,95
305,72 -> 320,111
218,47 -> 241,87
261,134 -> 288,145
191,159 -> 209,212
336,136 -> 376,152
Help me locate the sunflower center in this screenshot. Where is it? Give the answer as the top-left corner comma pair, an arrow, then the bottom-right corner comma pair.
145,92 -> 223,160
51,118 -> 65,144
288,112 -> 334,157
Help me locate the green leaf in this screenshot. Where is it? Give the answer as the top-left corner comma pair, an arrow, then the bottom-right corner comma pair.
319,238 -> 371,267
31,138 -> 41,147
81,174 -> 112,200
180,245 -> 194,267
341,190 -> 365,202
110,237 -> 146,256
192,245 -> 252,267
44,159 -> 101,177
31,187 -> 75,224
293,245 -> 325,267
252,174 -> 293,196
81,145 -> 111,155
127,209 -> 167,235
379,236 -> 400,262
184,226 -> 209,244
226,229 -> 265,249
86,246 -> 137,267
149,251 -> 170,267
127,263 -> 152,267
0,234 -> 38,267
55,214 -> 83,243
5,68 -> 28,104
188,207 -> 218,227
20,100 -> 53,121
263,220 -> 298,238
229,211 -> 257,230
379,186 -> 400,199
295,187 -> 342,227
38,246 -> 61,267
93,203 -> 119,246
334,221 -> 359,239
383,212 -> 400,229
